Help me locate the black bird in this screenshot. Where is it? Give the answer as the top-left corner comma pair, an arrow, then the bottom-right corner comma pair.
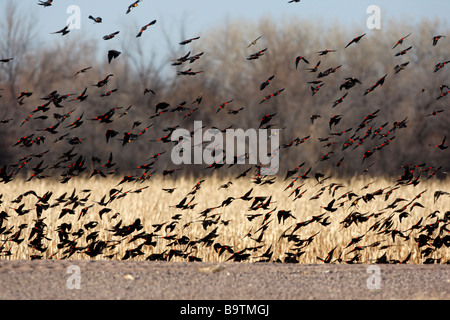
103,31 -> 120,40
345,33 -> 366,48
73,67 -> 92,77
259,113 -> 276,128
364,74 -> 387,95
434,60 -> 450,73
38,0 -> 53,7
277,210 -> 296,224
88,15 -> 102,23
429,136 -> 448,150
52,24 -> 70,36
392,33 -> 411,49
318,49 -> 337,56
260,75 -> 274,91
179,36 -> 200,45
136,20 -> 157,37
332,93 -> 348,108
394,46 -> 412,56
307,60 -> 321,72
322,199 -> 337,212
126,0 -> 142,14
107,50 -> 121,64
310,114 -> 321,124
329,115 -> 343,130
295,55 -> 309,69
432,35 -> 446,46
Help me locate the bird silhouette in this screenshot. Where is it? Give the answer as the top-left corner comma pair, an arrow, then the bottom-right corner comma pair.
126,0 -> 142,14
38,0 -> 53,7
52,24 -> 70,36
295,55 -> 309,69
429,136 -> 448,150
345,33 -> 366,48
136,20 -> 156,37
107,50 -> 121,64
432,35 -> 446,46
103,31 -> 120,40
88,15 -> 102,23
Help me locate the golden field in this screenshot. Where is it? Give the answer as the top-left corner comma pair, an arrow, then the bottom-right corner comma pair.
0,174 -> 449,263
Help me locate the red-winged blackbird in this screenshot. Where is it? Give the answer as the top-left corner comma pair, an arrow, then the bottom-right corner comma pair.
392,33 -> 411,49
295,55 -> 309,69
179,36 -> 200,45
394,46 -> 412,56
429,136 -> 448,150
103,31 -> 119,40
136,20 -> 156,37
434,60 -> 450,72
318,49 -> 337,56
52,24 -> 70,36
88,15 -> 102,23
260,75 -> 274,91
432,35 -> 446,46
107,50 -> 121,64
38,0 -> 53,7
345,33 -> 366,48
126,0 -> 142,14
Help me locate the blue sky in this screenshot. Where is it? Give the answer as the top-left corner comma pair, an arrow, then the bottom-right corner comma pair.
13,0 -> 450,73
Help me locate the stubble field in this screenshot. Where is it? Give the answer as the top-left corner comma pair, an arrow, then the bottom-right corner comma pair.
1,173 -> 448,264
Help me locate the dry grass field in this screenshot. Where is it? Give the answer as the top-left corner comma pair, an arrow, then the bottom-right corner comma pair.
1,173 -> 448,264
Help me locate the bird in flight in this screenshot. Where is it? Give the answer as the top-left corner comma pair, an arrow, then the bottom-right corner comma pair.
295,56 -> 309,69
434,60 -> 450,73
394,46 -> 412,56
429,136 -> 448,150
38,0 -> 53,7
307,61 -> 321,73
345,33 -> 366,48
103,31 -> 120,40
426,110 -> 444,117
392,33 -> 411,49
318,49 -> 337,56
432,35 -> 446,46
260,88 -> 285,104
332,93 -> 348,108
394,62 -> 409,74
247,48 -> 267,60
247,35 -> 262,48
107,50 -> 121,64
88,15 -> 102,23
340,77 -> 361,90
260,75 -> 274,91
126,0 -> 143,14
179,36 -> 200,45
52,24 -> 70,36
73,67 -> 92,76
136,20 -> 157,38
143,88 -> 155,95
364,74 -> 387,95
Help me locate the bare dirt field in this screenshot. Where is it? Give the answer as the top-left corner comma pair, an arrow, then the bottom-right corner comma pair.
1,260 -> 448,300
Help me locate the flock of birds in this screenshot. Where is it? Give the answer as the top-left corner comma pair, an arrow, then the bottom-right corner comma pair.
0,1 -> 449,263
